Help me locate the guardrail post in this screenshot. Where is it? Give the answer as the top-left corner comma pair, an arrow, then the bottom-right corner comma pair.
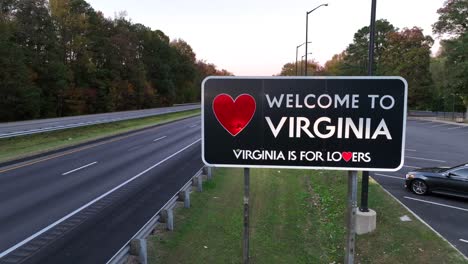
178,190 -> 190,208
207,167 -> 212,180
192,174 -> 203,192
159,209 -> 174,231
202,166 -> 212,180
129,239 -> 147,264
197,174 -> 203,192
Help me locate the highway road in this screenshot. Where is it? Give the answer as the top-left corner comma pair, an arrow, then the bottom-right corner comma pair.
0,116 -> 203,263
0,104 -> 199,139
373,118 -> 468,258
1,114 -> 466,263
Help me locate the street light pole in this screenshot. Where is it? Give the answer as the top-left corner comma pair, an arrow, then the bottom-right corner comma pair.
296,42 -> 311,76
296,46 -> 299,76
301,53 -> 313,75
367,0 -> 377,76
360,0 -> 377,213
305,13 -> 309,76
305,3 -> 328,76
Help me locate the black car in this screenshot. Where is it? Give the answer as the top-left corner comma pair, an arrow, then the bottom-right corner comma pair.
405,163 -> 468,198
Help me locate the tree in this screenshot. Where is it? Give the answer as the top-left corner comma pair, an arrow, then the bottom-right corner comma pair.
323,52 -> 345,76
13,0 -> 68,117
433,0 -> 468,113
278,60 -> 322,76
438,33 -> 468,111
0,20 -> 39,121
430,57 -> 450,111
337,20 -> 434,109
170,39 -> 197,103
433,0 -> 468,37
379,28 -> 434,109
341,19 -> 396,75
0,0 -> 231,121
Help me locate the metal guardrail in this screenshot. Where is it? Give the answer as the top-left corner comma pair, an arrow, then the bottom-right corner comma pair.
107,166 -> 209,264
0,105 -> 200,139
172,102 -> 200,106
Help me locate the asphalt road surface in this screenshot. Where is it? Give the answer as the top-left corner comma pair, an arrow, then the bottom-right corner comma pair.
0,104 -> 199,138
373,118 -> 468,258
1,115 -> 467,263
0,116 -> 203,263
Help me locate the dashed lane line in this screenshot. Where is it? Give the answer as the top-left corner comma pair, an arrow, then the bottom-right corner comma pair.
406,156 -> 446,163
62,162 -> 98,176
0,117 -> 197,174
0,138 -> 201,259
153,136 -> 167,142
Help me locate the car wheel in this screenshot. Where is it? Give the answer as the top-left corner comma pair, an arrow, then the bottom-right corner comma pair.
411,179 -> 428,195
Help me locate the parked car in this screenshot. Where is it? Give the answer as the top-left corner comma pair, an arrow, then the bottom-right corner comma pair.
405,163 -> 468,198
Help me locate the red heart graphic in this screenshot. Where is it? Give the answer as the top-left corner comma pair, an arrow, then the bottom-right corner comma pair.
213,94 -> 256,136
342,152 -> 352,162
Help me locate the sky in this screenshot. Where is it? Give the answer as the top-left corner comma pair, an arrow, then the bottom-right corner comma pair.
86,0 -> 446,76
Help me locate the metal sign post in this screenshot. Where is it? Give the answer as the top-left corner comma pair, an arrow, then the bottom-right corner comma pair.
345,170 -> 358,263
243,168 -> 250,264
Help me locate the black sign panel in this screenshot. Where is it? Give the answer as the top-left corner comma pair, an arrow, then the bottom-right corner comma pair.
202,77 -> 407,171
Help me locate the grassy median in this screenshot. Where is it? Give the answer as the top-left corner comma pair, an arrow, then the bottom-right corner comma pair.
149,168 -> 467,264
0,109 -> 200,163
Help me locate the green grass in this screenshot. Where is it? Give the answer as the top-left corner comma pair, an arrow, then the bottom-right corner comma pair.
149,168 -> 467,264
0,109 -> 200,163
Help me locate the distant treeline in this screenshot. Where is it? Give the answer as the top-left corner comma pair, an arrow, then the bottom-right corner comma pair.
0,0 -> 232,122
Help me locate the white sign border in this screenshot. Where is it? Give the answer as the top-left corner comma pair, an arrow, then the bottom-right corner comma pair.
201,76 -> 408,172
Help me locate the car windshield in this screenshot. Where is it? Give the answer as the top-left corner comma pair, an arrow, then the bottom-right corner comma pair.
448,164 -> 468,171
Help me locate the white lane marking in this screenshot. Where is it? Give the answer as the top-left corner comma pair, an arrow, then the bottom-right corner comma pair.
127,146 -> 141,152
189,124 -> 197,128
0,139 -> 201,259
404,165 -> 421,169
404,196 -> 468,212
62,162 -> 98,175
430,123 -> 456,128
374,173 -> 404,180
153,136 -> 167,142
414,120 -> 435,124
406,155 -> 446,163
446,126 -> 467,130
460,239 -> 468,244
406,149 -> 417,152
378,187 -> 467,259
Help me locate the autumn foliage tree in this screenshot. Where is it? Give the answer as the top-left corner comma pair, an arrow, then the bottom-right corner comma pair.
380,28 -> 434,109
278,60 -> 323,76
322,20 -> 435,109
0,0 -> 230,122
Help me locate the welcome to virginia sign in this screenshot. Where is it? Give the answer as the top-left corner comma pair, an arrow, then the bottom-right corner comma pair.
202,76 -> 407,172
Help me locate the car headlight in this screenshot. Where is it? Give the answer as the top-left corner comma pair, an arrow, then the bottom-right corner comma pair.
405,174 -> 415,179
